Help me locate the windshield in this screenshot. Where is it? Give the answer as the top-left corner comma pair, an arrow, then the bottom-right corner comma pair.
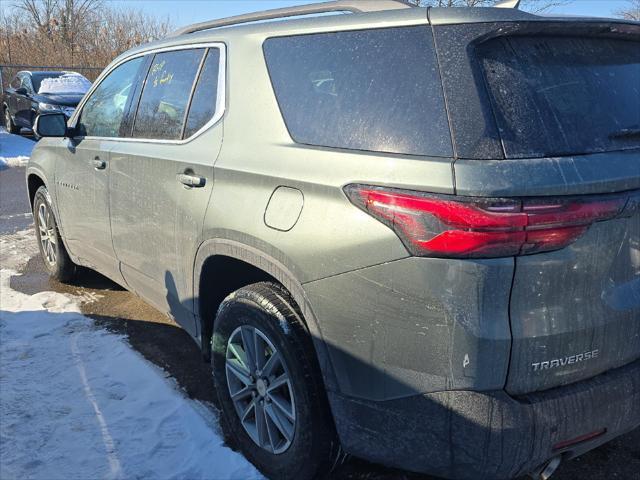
477,36 -> 640,158
35,73 -> 91,95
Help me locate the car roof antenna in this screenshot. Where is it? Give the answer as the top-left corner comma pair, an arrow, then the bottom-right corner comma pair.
494,0 -> 521,8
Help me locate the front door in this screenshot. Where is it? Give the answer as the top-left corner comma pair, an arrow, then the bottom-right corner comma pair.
54,138 -> 115,276
109,46 -> 224,336
56,56 -> 147,281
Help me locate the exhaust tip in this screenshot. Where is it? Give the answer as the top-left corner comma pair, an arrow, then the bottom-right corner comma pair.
529,456 -> 562,480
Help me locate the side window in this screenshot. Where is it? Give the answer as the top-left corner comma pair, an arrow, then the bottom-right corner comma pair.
132,49 -> 204,140
263,27 -> 453,157
10,75 -> 21,90
183,48 -> 221,138
21,75 -> 34,93
78,57 -> 144,138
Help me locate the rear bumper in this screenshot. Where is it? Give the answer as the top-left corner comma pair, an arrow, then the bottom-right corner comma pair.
329,358 -> 640,480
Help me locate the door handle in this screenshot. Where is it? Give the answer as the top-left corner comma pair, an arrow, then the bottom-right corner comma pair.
91,157 -> 106,170
177,173 -> 206,188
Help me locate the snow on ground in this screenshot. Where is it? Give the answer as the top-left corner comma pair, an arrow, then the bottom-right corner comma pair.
0,222 -> 261,478
0,127 -> 34,169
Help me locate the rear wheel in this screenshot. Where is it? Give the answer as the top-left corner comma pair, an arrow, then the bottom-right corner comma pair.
33,186 -> 76,282
212,282 -> 340,480
3,105 -> 20,134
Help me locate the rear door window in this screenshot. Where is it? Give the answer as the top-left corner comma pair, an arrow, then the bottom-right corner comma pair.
132,49 -> 204,140
263,26 -> 452,157
477,36 -> 640,158
183,48 -> 222,139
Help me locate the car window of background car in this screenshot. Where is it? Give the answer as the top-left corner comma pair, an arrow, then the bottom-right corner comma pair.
183,48 -> 221,139
37,73 -> 92,95
132,48 -> 205,140
20,75 -> 34,93
77,57 -> 145,138
31,73 -> 63,93
10,76 -> 21,90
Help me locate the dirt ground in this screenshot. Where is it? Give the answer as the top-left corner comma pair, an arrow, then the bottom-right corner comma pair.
3,166 -> 639,480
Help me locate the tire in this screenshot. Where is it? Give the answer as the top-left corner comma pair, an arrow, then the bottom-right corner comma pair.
33,186 -> 76,282
212,282 -> 340,480
3,105 -> 20,134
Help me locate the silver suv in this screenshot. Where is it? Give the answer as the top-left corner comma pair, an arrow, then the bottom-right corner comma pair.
26,1 -> 640,479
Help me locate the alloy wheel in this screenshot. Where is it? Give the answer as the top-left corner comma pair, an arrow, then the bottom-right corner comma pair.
225,325 -> 296,454
37,202 -> 57,266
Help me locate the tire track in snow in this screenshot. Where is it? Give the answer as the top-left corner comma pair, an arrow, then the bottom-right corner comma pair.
71,332 -> 123,480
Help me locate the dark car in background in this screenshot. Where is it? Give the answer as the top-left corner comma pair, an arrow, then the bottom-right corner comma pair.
2,71 -> 91,134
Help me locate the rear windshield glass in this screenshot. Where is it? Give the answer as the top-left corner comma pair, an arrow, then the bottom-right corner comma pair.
263,26 -> 452,157
477,36 -> 640,158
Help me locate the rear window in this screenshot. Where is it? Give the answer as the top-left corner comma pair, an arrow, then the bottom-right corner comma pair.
478,36 -> 640,158
263,26 -> 452,157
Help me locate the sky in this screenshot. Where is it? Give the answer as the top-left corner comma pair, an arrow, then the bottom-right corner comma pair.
95,0 -> 632,27
0,0 -> 632,28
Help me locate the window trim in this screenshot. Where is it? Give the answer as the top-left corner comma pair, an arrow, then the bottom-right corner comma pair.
70,42 -> 226,144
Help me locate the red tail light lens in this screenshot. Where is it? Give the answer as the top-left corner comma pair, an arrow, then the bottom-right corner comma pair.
345,185 -> 626,258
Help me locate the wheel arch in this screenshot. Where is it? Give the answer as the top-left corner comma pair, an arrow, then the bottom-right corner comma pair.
27,172 -> 46,210
26,168 -> 77,265
193,238 -> 339,392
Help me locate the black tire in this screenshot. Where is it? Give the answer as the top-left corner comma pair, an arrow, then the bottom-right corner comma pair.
212,282 -> 340,480
33,186 -> 76,282
3,105 -> 20,134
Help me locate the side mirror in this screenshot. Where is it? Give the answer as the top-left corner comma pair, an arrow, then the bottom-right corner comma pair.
34,113 -> 68,138
15,87 -> 28,96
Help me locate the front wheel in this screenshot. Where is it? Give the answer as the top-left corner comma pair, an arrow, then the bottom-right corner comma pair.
212,282 -> 340,480
33,186 -> 76,282
3,105 -> 20,134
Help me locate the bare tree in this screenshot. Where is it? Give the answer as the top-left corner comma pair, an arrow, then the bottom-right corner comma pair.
1,0 -> 172,87
408,0 -> 570,13
614,0 -> 640,21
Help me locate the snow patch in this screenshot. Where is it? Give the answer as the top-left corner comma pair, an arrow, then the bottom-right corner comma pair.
0,127 -> 34,169
0,227 -> 262,480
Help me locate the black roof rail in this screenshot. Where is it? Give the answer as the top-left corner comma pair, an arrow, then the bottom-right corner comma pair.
169,0 -> 414,37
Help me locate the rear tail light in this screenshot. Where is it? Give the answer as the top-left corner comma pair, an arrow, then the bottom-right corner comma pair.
345,185 -> 627,258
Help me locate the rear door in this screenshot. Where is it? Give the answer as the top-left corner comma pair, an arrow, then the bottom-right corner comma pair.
436,23 -> 640,395
109,46 -> 224,336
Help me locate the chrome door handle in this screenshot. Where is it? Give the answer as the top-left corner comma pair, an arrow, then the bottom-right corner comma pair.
91,157 -> 106,170
177,173 -> 206,188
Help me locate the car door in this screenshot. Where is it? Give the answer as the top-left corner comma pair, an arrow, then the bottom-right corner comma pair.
15,74 -> 35,127
55,56 -> 147,282
5,75 -> 19,114
6,74 -> 28,128
109,46 -> 224,336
